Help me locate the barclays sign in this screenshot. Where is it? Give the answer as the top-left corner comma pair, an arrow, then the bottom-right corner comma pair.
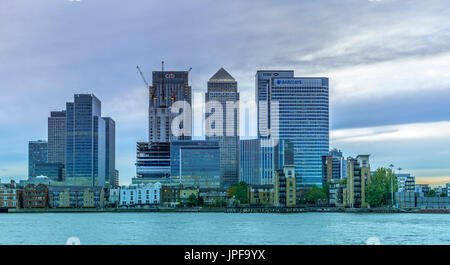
274,79 -> 302,86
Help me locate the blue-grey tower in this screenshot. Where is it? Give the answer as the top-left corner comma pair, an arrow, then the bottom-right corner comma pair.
66,94 -> 106,187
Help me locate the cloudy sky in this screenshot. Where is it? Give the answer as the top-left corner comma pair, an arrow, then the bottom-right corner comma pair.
1,0 -> 450,186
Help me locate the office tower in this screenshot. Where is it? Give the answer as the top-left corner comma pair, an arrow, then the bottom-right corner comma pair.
205,68 -> 240,187
149,69 -> 192,142
114,169 -> 120,188
66,94 -> 106,187
170,140 -> 221,188
28,140 -> 48,178
240,139 -> 261,185
103,117 -> 116,186
136,142 -> 171,179
269,76 -> 329,188
255,71 -> 294,138
48,111 -> 66,165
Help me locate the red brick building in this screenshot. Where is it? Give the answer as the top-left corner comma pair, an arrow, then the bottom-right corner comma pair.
23,184 -> 49,208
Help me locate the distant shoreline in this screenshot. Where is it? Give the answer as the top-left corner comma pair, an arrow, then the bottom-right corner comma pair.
4,207 -> 450,214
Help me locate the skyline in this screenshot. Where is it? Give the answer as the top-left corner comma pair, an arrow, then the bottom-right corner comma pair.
1,0 -> 450,186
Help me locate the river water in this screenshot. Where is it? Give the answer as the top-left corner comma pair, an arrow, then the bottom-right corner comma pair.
0,212 -> 448,245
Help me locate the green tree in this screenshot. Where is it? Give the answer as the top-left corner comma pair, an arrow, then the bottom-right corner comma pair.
426,190 -> 436,197
322,182 -> 330,200
366,167 -> 398,207
186,193 -> 198,207
440,192 -> 447,197
228,182 -> 248,204
304,185 -> 327,204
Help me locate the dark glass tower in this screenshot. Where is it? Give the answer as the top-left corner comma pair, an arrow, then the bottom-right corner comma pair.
103,117 -> 116,187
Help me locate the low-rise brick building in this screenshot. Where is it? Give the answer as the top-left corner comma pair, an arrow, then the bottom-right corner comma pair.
22,184 -> 49,208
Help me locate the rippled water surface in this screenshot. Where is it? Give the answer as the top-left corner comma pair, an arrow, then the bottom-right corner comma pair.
0,212 -> 449,245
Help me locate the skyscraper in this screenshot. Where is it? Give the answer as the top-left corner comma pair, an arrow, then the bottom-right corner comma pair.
148,69 -> 192,142
48,111 -> 66,165
103,117 -> 116,187
28,140 -> 48,178
205,68 -> 240,187
255,71 -> 294,138
268,76 -> 329,188
66,94 -> 106,187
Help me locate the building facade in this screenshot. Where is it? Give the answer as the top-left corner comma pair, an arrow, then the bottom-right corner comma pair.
343,155 -> 371,208
49,186 -> 105,208
322,149 -> 347,185
239,139 -> 261,185
274,166 -> 296,207
120,183 -> 162,207
170,140 -> 221,188
397,173 -> 415,192
103,117 -> 116,187
28,140 -> 48,178
205,68 -> 240,187
22,184 -> 49,208
255,70 -> 294,138
148,69 -> 192,142
135,142 -> 171,179
0,180 -> 19,208
34,163 -> 64,181
248,184 -> 274,205
48,111 -> 66,165
268,77 -> 329,188
66,94 -> 106,187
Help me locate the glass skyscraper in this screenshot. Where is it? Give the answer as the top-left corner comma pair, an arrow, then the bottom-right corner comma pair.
205,68 -> 240,187
66,94 -> 106,187
48,111 -> 66,165
103,117 -> 116,187
28,140 -> 48,178
269,77 -> 329,188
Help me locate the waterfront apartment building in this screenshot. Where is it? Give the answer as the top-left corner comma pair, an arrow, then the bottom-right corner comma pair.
22,184 -> 49,208
397,173 -> 415,192
28,140 -> 48,178
66,94 -> 107,187
119,183 -> 162,207
205,68 -> 240,187
248,184 -> 274,206
148,69 -> 192,142
170,140 -> 221,188
0,180 -> 19,208
342,155 -> 371,208
274,165 -> 296,207
265,76 -> 329,188
322,149 -> 347,185
49,186 -> 105,208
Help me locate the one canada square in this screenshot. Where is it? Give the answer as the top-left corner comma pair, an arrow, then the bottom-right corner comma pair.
256,71 -> 329,188
205,68 -> 240,187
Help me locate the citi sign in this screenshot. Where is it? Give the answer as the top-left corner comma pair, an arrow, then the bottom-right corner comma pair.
165,72 -> 175,78
275,79 -> 302,86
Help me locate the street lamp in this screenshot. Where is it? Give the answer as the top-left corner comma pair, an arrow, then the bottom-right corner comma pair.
389,164 -> 394,208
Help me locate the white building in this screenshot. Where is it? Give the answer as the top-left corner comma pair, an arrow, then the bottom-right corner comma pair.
109,188 -> 120,206
397,174 -> 415,192
120,182 -> 162,207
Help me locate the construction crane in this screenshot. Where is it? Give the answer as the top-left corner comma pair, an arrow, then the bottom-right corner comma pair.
137,65 -> 158,100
